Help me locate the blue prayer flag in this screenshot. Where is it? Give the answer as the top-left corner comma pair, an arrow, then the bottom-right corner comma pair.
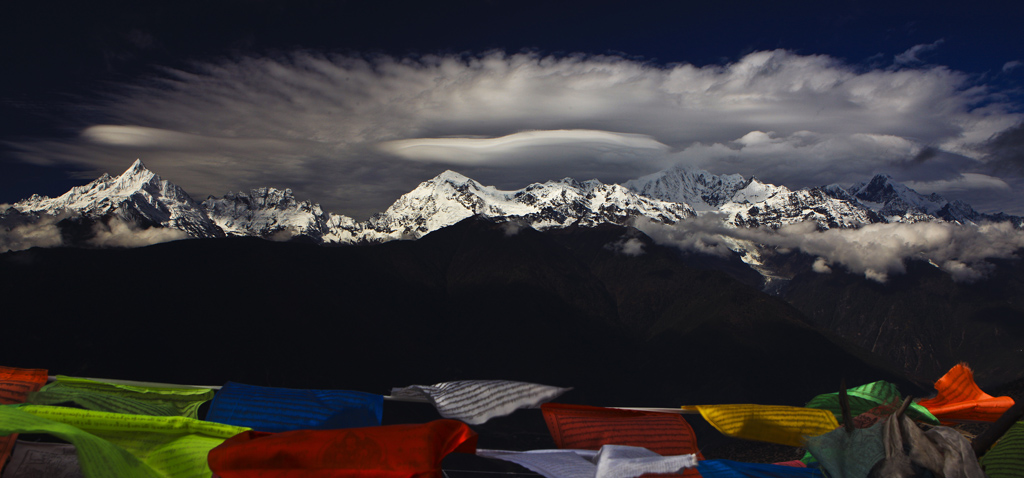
205,381 -> 382,432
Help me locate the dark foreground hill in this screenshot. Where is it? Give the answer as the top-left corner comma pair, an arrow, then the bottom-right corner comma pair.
779,252 -> 1024,389
1,218 -> 919,411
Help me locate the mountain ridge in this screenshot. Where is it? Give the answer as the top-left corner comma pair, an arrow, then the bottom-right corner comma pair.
5,160 -> 1022,252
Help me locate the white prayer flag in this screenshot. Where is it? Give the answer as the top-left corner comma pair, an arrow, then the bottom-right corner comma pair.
389,379 -> 571,425
478,445 -> 698,478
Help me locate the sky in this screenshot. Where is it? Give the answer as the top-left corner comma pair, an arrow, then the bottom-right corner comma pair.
3,0 -> 1024,220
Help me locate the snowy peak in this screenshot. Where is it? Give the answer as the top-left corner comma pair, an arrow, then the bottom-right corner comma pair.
365,170 -> 695,241
7,161 -> 1018,252
623,164 -> 749,211
847,174 -> 978,223
14,160 -> 222,238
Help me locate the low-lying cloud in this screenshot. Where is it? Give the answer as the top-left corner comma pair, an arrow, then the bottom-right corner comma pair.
0,211 -> 65,253
87,218 -> 189,248
638,215 -> 1024,283
8,49 -> 1024,217
0,212 -> 189,252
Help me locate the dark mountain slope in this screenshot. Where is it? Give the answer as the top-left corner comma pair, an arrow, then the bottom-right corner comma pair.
782,255 -> 1024,388
1,218 -> 921,411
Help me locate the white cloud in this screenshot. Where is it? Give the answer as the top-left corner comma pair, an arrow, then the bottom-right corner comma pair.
905,173 -> 1011,194
0,214 -> 65,253
638,216 -> 1024,283
8,49 -> 1023,217
86,218 -> 189,248
606,237 -> 646,256
894,39 -> 945,65
1003,60 -> 1022,73
377,129 -> 670,165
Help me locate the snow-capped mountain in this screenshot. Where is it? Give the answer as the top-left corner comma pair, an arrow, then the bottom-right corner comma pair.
623,165 -> 748,211
13,159 -> 222,238
718,179 -> 882,229
363,170 -> 696,242
846,174 -> 982,224
625,166 -> 880,230
202,188 -> 360,242
5,160 -> 1021,253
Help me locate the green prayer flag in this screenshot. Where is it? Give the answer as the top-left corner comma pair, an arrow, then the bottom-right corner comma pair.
29,376 -> 214,418
5,404 -> 249,478
805,381 -> 939,426
979,419 -> 1024,477
0,404 -> 161,478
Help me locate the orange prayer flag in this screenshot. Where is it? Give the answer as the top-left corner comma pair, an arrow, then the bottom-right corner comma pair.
917,363 -> 1014,423
207,419 -> 477,478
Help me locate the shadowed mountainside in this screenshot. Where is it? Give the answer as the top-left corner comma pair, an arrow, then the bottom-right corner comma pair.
1,218 -> 921,411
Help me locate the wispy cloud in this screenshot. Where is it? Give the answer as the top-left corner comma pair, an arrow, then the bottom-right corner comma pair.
8,49 -> 1023,217
894,39 -> 945,65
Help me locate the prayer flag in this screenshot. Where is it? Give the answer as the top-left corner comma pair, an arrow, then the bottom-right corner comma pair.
7,404 -> 249,478
1,441 -> 83,478
696,459 -> 824,477
478,445 -> 698,478
871,411 -> 986,478
205,381 -> 382,432
0,404 -> 162,478
917,363 -> 1014,423
207,419 -> 477,478
694,405 -> 838,448
0,367 -> 47,385
804,422 -> 885,478
0,366 -> 48,471
978,419 -> 1024,477
28,376 -> 214,418
804,381 -> 938,425
390,380 -> 570,425
541,403 -> 702,458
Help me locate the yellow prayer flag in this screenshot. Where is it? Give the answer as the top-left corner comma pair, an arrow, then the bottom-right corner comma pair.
693,404 -> 839,447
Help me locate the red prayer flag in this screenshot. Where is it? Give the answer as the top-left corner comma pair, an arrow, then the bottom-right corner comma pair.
541,403 -> 703,477
208,419 -> 477,478
0,365 -> 48,471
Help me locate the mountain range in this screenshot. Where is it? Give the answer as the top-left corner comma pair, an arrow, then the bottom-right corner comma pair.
6,159 -> 1021,249
3,159 -> 1024,399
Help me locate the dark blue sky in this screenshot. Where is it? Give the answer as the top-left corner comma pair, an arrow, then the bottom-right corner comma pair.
3,0 -> 1023,215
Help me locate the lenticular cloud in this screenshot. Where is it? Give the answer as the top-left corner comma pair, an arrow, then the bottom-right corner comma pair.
639,217 -> 1024,283
11,49 -> 1022,216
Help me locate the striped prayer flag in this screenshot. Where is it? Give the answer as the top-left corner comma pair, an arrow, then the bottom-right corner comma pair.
804,380 -> 938,426
207,419 -> 477,478
28,376 -> 214,418
0,365 -> 48,471
694,405 -> 839,448
917,363 -> 1015,423
204,381 -> 382,432
696,459 -> 825,477
978,419 -> 1024,477
541,403 -> 703,458
390,380 -> 570,425
8,404 -> 249,478
478,445 -> 698,478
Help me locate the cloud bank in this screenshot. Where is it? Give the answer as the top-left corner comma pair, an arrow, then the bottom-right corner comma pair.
0,212 -> 188,253
9,49 -> 1024,217
638,216 -> 1024,283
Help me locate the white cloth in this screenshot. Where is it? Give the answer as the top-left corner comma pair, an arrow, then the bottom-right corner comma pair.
478,445 -> 698,478
389,379 -> 570,425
